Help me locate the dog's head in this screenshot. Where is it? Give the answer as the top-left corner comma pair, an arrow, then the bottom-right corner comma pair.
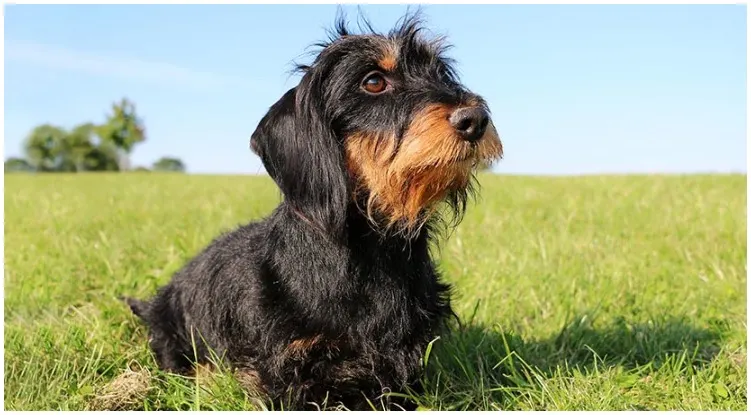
250,14 -> 503,240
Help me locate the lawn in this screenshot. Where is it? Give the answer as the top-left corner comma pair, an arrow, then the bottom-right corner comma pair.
3,173 -> 747,410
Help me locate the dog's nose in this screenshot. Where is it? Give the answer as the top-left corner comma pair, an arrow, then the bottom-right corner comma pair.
449,107 -> 489,143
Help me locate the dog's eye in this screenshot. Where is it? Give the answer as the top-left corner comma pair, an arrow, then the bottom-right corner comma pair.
361,72 -> 389,94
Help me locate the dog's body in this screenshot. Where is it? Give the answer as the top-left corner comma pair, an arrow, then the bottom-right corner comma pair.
127,14 -> 502,410
129,204 -> 452,408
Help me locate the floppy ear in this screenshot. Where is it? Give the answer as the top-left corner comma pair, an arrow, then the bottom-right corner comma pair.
250,85 -> 349,240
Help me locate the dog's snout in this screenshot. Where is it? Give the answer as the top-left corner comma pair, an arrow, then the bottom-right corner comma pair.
449,107 -> 489,143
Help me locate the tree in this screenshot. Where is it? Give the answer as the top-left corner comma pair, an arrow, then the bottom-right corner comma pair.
84,140 -> 121,172
14,97 -> 148,173
55,123 -> 98,172
23,124 -> 68,172
152,157 -> 186,173
4,157 -> 34,173
21,123 -> 121,173
97,98 -> 146,171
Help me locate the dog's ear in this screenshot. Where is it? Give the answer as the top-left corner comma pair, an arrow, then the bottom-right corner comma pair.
250,88 -> 297,180
250,85 -> 349,240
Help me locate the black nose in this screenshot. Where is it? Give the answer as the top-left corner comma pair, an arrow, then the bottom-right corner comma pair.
449,107 -> 490,143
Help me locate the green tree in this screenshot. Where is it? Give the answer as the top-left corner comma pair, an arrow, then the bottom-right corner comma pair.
22,123 -> 121,173
23,124 -> 67,172
4,157 -> 34,173
70,124 -> 122,172
17,98 -> 147,173
55,123 -> 98,172
84,140 -> 121,172
98,98 -> 146,170
152,157 -> 186,173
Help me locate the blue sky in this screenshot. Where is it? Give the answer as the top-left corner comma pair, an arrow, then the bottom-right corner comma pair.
4,4 -> 747,175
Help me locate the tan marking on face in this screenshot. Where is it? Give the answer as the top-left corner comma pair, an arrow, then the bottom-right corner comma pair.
345,103 -> 503,234
378,42 -> 399,72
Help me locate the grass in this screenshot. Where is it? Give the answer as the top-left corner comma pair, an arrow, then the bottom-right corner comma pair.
3,172 -> 747,410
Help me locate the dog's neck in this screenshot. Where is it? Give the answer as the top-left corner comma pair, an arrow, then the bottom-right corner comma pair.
282,201 -> 433,251
346,203 -> 433,254
274,202 -> 434,275
288,205 -> 328,235
269,201 -> 442,340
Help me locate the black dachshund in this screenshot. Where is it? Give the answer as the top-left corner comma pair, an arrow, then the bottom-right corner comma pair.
126,13 -> 503,410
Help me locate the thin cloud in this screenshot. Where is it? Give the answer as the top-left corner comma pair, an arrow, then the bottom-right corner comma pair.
5,40 -> 254,91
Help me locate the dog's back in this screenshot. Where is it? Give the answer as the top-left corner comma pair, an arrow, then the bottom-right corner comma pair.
126,219 -> 271,373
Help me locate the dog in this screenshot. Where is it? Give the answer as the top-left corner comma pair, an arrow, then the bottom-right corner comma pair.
125,13 -> 503,410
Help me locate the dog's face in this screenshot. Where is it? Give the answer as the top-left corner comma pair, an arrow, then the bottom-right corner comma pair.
251,16 -> 503,239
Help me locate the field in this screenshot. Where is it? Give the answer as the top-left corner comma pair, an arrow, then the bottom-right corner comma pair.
3,173 -> 747,410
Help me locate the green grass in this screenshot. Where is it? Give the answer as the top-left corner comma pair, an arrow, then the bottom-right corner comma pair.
4,173 -> 747,410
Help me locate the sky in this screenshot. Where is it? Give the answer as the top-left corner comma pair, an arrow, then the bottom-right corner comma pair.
3,4 -> 747,175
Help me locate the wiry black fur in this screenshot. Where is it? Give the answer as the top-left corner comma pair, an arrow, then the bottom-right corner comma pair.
126,13 -> 489,410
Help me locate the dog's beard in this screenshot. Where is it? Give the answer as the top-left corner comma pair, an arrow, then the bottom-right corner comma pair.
345,104 -> 502,237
